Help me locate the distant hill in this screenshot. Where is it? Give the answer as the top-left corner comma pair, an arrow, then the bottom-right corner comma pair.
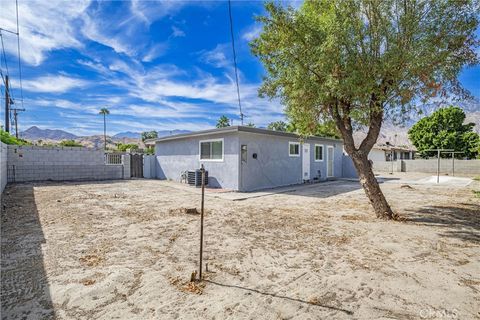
113,131 -> 141,139
21,126 -> 78,141
19,126 -> 193,149
157,130 -> 191,137
112,130 -> 191,139
465,111 -> 480,134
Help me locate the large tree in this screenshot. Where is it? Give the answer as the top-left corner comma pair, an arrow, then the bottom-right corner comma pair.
287,119 -> 341,139
408,106 -> 480,158
252,0 -> 479,219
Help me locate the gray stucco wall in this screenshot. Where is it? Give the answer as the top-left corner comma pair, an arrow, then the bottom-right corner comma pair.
143,155 -> 156,178
1,142 -> 7,194
342,154 -> 358,178
155,133 -> 240,190
7,146 -> 129,182
237,132 -> 344,191
306,138 -> 344,182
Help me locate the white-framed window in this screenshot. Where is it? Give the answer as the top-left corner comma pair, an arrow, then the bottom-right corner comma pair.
289,142 -> 300,157
199,138 -> 224,161
314,144 -> 324,161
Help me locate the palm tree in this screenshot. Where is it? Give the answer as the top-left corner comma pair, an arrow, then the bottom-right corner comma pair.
216,115 -> 231,128
99,108 -> 110,150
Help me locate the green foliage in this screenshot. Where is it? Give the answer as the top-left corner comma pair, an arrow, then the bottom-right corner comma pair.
59,140 -> 83,147
116,143 -> 138,152
144,146 -> 155,155
141,131 -> 158,142
473,190 -> 480,198
0,129 -> 30,145
216,115 -> 231,128
251,0 -> 479,139
246,122 -> 256,127
267,121 -> 288,131
408,106 -> 480,158
286,119 -> 341,139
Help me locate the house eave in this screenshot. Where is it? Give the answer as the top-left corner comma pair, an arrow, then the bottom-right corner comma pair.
149,126 -> 343,144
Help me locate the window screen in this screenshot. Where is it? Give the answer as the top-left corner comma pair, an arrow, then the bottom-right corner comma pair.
200,140 -> 223,160
315,145 -> 323,161
289,143 -> 300,156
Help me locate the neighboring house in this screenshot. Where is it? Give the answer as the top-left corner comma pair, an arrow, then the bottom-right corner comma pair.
148,126 -> 345,191
369,143 -> 416,162
352,128 -> 416,162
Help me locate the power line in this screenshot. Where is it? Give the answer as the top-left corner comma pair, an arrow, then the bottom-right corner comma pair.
0,30 -> 15,103
227,0 -> 244,125
15,0 -> 24,109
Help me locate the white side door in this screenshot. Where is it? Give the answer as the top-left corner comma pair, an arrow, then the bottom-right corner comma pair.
327,146 -> 334,177
302,143 -> 310,181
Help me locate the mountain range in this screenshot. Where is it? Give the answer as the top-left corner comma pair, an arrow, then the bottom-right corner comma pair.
19,127 -> 192,149
18,108 -> 480,149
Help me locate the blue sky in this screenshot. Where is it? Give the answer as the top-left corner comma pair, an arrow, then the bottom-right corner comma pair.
0,0 -> 479,136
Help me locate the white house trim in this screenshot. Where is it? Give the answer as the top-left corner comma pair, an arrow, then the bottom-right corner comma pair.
289,141 -> 300,157
199,138 -> 224,162
314,144 -> 324,162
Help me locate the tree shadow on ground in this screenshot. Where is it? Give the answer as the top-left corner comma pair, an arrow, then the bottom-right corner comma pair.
405,203 -> 479,244
1,184 -> 54,319
205,280 -> 353,316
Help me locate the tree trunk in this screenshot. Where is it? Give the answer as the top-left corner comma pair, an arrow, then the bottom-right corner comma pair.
329,103 -> 396,219
103,114 -> 106,150
350,151 -> 395,219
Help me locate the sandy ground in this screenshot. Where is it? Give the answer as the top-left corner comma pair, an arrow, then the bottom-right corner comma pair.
1,174 -> 479,320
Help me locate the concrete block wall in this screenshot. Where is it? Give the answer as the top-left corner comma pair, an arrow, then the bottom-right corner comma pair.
1,142 -> 7,194
7,146 -> 129,183
372,160 -> 401,173
372,159 -> 480,175
122,154 -> 131,179
402,159 -> 480,175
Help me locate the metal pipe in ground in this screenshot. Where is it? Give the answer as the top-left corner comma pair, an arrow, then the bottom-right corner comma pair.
198,164 -> 205,280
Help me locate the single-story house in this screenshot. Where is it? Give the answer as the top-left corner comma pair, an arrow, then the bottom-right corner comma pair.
368,143 -> 416,162
148,126 -> 345,191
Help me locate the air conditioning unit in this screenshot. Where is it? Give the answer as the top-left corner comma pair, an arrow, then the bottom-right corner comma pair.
187,170 -> 208,187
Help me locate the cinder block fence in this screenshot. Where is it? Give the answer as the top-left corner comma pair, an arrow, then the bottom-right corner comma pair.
1,142 -> 7,194
373,159 -> 480,175
6,145 -> 131,183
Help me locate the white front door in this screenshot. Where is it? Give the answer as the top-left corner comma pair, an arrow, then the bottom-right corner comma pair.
302,143 -> 310,181
327,146 -> 334,177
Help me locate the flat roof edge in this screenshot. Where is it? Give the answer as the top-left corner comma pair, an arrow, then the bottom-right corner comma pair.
149,125 -> 343,143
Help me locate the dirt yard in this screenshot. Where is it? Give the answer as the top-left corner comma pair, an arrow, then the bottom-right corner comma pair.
1,174 -> 479,320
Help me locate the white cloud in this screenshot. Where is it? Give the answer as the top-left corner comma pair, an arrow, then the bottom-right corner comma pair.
81,12 -> 137,56
81,1 -> 184,59
130,0 -> 183,26
242,25 -> 262,42
142,43 -> 169,62
21,75 -> 88,93
171,26 -> 186,38
199,44 -> 231,68
0,0 -> 90,66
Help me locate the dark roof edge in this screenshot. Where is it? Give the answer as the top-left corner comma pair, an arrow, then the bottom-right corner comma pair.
147,126 -> 343,144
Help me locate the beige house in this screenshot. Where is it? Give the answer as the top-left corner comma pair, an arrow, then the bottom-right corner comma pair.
368,143 -> 416,162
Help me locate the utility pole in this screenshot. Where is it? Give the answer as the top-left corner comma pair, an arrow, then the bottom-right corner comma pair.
4,75 -> 10,133
12,108 -> 25,138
